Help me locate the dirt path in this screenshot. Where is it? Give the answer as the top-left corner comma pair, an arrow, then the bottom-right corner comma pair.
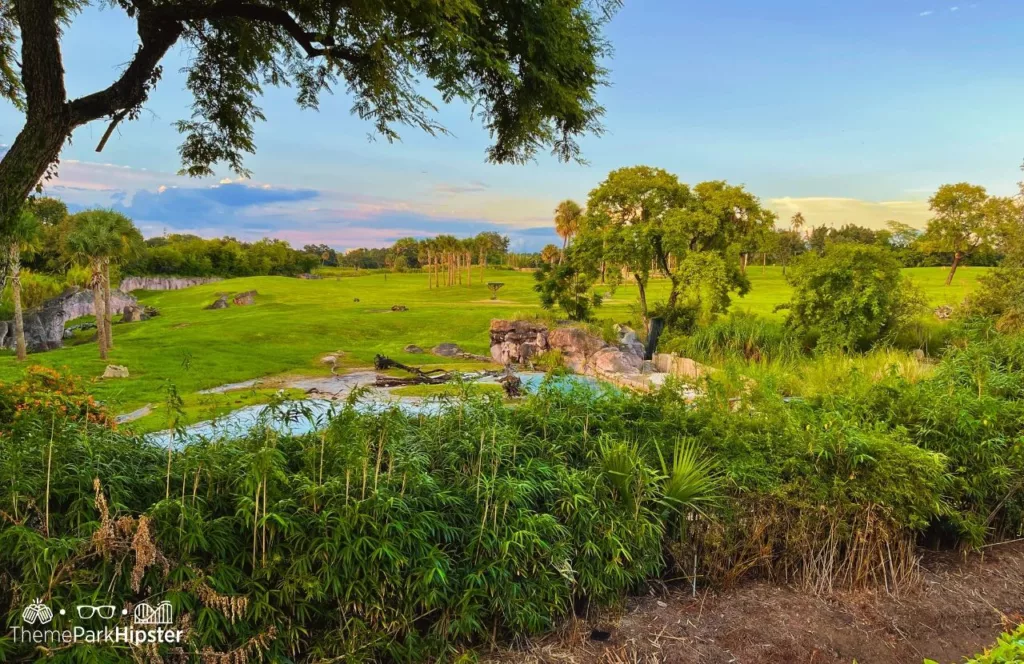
493,542 -> 1024,663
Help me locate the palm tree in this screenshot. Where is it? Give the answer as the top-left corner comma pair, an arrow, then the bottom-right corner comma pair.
790,212 -> 806,235
554,200 -> 583,261
64,210 -> 140,359
102,212 -> 143,349
540,243 -> 561,265
3,209 -> 41,361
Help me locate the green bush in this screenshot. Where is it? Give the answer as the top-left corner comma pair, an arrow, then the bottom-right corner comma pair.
781,244 -> 926,351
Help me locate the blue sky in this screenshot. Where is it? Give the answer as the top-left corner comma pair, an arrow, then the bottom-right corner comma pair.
2,0 -> 1022,251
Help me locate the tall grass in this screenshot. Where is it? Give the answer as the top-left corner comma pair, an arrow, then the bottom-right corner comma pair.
660,313 -> 804,364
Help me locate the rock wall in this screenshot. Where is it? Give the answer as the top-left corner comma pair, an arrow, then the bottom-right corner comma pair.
489,319 -> 644,379
119,276 -> 221,292
0,288 -> 137,352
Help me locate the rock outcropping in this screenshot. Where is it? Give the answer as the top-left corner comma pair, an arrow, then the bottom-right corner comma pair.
489,319 -> 645,379
119,276 -> 221,292
0,288 -> 137,352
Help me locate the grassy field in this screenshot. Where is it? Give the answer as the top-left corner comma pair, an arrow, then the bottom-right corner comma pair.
0,265 -> 988,415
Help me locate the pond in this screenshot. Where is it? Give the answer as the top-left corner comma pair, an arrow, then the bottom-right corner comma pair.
147,372 -> 603,447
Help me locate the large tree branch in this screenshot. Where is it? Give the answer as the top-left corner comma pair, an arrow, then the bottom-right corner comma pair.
68,15 -> 182,126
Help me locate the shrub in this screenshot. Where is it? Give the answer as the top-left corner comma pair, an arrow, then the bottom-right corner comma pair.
781,244 -> 925,351
534,260 -> 602,321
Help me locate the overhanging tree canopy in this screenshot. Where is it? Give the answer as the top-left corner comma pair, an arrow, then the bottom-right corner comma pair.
0,0 -> 619,231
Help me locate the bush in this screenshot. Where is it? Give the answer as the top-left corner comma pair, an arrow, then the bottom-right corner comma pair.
781,244 -> 925,351
534,260 -> 602,321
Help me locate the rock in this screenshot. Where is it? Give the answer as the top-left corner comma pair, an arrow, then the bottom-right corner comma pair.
934,305 -> 953,320
548,326 -> 607,359
489,319 -> 549,365
120,304 -> 146,323
206,295 -> 230,310
592,347 -> 643,375
232,290 -> 257,306
391,305 -> 408,312
63,321 -> 97,339
0,287 -> 137,353
652,353 -> 711,380
912,348 -> 926,361
404,344 -> 425,354
120,276 -> 220,292
432,343 -> 464,357
102,365 -> 130,379
615,324 -> 646,358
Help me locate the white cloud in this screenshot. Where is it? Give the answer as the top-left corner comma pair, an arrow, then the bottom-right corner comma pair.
919,10 -> 934,15
767,197 -> 932,230
950,6 -> 959,11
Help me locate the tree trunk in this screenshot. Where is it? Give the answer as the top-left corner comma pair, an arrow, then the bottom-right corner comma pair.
946,251 -> 962,286
762,252 -> 766,275
634,274 -> 648,319
10,243 -> 27,361
740,252 -> 748,274
103,258 -> 113,349
92,260 -> 107,360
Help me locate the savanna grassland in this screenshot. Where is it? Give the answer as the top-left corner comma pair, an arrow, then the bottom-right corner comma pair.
0,266 -> 988,417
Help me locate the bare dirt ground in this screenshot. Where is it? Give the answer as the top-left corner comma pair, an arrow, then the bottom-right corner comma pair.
491,542 -> 1024,664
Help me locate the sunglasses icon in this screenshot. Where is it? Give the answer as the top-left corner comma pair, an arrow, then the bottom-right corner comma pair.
77,605 -> 117,620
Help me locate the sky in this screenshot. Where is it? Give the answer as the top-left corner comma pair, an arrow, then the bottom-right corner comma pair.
1,0 -> 1023,252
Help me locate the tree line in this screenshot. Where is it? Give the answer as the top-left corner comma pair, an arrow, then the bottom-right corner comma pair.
535,166 -> 1024,347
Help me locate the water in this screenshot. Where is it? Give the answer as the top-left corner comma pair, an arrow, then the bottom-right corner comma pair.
147,372 -> 603,447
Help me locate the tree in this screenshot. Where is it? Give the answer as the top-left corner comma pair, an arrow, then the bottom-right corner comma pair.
540,244 -> 562,265
579,167 -> 772,324
773,229 -> 805,275
0,0 -> 618,234
553,199 -> 584,259
578,166 -> 687,318
781,244 -> 923,350
2,208 -> 41,360
790,212 -> 806,234
63,210 -> 141,359
965,202 -> 1024,332
534,258 -> 601,321
473,232 -> 507,281
921,183 -> 999,285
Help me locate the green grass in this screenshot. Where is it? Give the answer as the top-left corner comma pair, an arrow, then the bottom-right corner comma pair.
0,266 -> 989,416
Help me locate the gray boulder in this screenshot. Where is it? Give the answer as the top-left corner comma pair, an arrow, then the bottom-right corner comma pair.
0,288 -> 136,353
432,343 -> 464,357
206,295 -> 230,310
404,344 -> 425,354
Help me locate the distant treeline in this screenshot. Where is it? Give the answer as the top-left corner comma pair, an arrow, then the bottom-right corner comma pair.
122,235 -> 320,277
